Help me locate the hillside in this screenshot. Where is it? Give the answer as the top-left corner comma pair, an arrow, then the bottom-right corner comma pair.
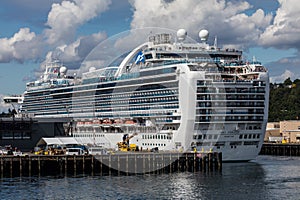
268,78 -> 300,122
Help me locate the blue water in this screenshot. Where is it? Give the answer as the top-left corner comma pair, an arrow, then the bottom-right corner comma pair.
1,155 -> 300,200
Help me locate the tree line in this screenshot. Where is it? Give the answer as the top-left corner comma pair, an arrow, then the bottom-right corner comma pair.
269,77 -> 300,122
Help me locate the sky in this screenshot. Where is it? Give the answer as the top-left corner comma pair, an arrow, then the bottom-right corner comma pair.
0,0 -> 300,111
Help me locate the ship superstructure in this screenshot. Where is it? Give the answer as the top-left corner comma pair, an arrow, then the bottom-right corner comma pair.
20,29 -> 269,161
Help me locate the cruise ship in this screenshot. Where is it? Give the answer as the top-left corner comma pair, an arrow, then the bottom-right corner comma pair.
20,29 -> 269,161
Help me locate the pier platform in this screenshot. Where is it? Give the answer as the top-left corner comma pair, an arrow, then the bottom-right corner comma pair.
260,143 -> 300,156
0,152 -> 222,178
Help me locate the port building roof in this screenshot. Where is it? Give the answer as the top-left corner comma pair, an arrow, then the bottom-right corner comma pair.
37,137 -> 80,146
36,137 -> 105,147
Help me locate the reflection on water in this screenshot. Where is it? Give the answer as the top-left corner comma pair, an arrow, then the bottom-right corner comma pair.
256,156 -> 300,200
0,156 -> 300,200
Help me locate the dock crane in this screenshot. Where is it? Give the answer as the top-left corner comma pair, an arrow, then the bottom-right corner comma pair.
117,133 -> 138,151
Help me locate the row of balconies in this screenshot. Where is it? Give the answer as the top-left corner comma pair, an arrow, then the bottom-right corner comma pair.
196,87 -> 265,94
197,102 -> 265,107
196,94 -> 265,101
196,110 -> 264,115
195,116 -> 264,122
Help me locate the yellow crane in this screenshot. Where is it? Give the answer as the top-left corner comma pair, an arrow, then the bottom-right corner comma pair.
117,133 -> 138,151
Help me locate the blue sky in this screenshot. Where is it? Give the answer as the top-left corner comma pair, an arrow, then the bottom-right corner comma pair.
0,0 -> 300,110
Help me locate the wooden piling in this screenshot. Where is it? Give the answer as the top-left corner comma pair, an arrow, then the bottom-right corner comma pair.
1,156 -> 3,178
82,155 -> 85,174
37,156 -> 40,177
64,156 -> 67,176
74,155 -> 76,176
28,157 -> 31,177
91,156 -> 94,176
19,156 -> 22,177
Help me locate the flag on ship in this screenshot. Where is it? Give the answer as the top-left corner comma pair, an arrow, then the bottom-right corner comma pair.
135,51 -> 145,64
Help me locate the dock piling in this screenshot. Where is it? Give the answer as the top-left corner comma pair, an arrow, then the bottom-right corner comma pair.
0,152 -> 222,178
260,143 -> 300,157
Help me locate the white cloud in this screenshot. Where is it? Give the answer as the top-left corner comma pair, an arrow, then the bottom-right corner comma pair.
0,94 -> 12,113
0,28 -> 40,63
44,0 -> 111,45
266,53 -> 300,78
26,31 -> 108,79
2,0 -> 300,86
0,0 -> 111,64
129,0 -> 272,48
259,0 -> 300,49
77,60 -> 107,75
0,0 -> 111,65
9,28 -> 36,43
44,31 -> 107,68
270,69 -> 298,83
0,0 -> 277,67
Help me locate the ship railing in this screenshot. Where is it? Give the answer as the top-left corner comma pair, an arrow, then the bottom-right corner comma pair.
74,126 -> 160,134
141,59 -> 188,69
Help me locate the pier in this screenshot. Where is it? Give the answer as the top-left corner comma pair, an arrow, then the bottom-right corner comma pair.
260,143 -> 300,156
0,152 -> 222,178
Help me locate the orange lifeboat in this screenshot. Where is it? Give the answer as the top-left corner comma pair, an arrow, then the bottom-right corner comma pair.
103,119 -> 112,124
77,121 -> 84,126
125,120 -> 136,125
114,119 -> 124,124
85,121 -> 93,126
93,119 -> 101,124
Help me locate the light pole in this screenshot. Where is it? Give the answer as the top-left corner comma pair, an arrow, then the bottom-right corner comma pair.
90,101 -> 96,146
65,105 -> 72,136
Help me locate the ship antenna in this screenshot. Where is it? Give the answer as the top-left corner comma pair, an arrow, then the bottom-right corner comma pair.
252,56 -> 256,63
214,36 -> 217,49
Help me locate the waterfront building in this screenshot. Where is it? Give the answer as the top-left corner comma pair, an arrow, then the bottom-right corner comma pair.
280,120 -> 300,143
265,122 -> 281,142
265,121 -> 300,143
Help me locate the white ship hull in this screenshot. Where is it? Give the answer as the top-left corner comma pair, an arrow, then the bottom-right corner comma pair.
20,29 -> 269,162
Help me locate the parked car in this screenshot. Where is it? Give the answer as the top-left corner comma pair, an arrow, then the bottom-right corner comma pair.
65,148 -> 85,155
0,145 -> 13,155
88,147 -> 107,155
13,151 -> 23,156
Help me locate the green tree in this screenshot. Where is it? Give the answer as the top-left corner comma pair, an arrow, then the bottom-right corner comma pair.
269,77 -> 300,121
283,77 -> 292,86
